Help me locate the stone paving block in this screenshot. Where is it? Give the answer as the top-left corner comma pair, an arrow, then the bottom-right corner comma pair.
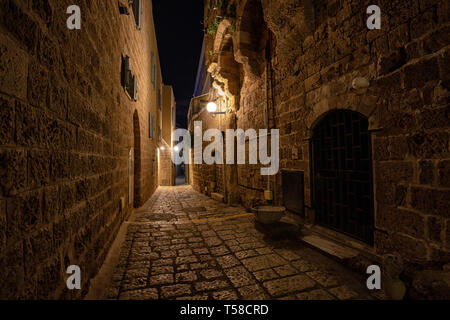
216,255 -> 241,268
150,274 -> 174,286
188,237 -> 203,243
199,254 -> 214,262
296,289 -> 335,300
176,295 -> 209,300
194,280 -> 229,292
176,256 -> 198,265
219,234 -> 235,240
161,284 -> 192,299
161,250 -> 177,258
193,248 -> 210,255
119,288 -> 158,300
228,244 -> 242,252
277,295 -> 298,300
256,247 -> 273,255
151,266 -> 174,275
238,284 -> 270,300
205,237 -> 223,247
178,249 -> 193,256
291,259 -> 319,272
263,275 -> 316,297
171,239 -> 187,245
306,271 -> 340,288
274,265 -> 298,277
210,246 -> 230,256
235,250 -> 259,259
224,266 -> 256,287
176,271 -> 198,282
189,242 -> 206,249
171,244 -> 188,251
253,269 -> 279,282
240,242 -> 266,250
152,259 -> 173,266
121,277 -> 148,291
200,269 -> 224,280
176,264 -> 189,272
329,285 -> 359,300
201,230 -> 217,237
190,262 -> 209,270
124,268 -> 148,280
242,254 -> 288,272
104,186 -> 386,301
274,249 -> 301,261
127,260 -> 150,271
212,290 -> 239,300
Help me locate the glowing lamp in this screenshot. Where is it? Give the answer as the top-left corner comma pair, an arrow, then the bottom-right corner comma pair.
206,102 -> 218,113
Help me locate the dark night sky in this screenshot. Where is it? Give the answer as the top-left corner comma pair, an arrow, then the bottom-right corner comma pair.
152,1 -> 205,129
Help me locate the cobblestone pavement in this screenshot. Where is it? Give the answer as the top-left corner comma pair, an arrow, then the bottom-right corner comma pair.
105,186 -> 386,300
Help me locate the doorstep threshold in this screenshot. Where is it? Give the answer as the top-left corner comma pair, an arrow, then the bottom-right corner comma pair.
299,224 -> 380,265
301,234 -> 359,260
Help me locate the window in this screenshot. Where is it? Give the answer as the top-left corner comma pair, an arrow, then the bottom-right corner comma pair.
121,55 -> 137,101
158,88 -> 162,110
151,52 -> 156,89
131,0 -> 142,29
149,112 -> 153,139
149,112 -> 156,139
119,3 -> 129,15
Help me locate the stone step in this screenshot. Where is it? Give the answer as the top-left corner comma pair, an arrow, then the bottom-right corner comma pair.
211,193 -> 225,203
301,234 -> 359,261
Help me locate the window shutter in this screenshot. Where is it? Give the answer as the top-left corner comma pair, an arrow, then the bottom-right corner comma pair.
132,0 -> 142,29
121,56 -> 130,87
132,76 -> 137,100
149,112 -> 152,138
151,53 -> 155,88
158,89 -> 161,110
152,117 -> 156,139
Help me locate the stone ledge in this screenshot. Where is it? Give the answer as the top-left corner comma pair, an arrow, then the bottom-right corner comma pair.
211,193 -> 225,203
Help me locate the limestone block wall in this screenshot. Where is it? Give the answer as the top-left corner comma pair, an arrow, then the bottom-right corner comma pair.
198,0 -> 449,264
159,139 -> 174,186
0,0 -> 162,298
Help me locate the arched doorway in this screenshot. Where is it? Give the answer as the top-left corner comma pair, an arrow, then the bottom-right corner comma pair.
133,111 -> 141,208
311,110 -> 374,244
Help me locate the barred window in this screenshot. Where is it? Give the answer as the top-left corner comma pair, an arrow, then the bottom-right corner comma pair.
121,55 -> 137,101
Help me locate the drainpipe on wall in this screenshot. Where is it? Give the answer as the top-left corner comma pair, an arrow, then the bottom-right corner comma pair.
264,33 -> 272,203
220,97 -> 227,202
264,30 -> 275,201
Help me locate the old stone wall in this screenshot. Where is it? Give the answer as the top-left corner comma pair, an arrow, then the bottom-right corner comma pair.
0,0 -> 162,298
159,140 -> 174,186
195,0 -> 450,264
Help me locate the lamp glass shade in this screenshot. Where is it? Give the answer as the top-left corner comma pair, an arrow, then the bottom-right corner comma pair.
206,102 -> 218,113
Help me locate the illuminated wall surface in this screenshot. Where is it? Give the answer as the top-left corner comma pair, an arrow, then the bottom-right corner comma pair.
0,0 -> 169,299
0,0 -> 449,300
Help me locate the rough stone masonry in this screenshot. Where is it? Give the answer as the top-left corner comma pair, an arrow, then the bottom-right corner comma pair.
0,0 -> 164,299
191,0 -> 450,283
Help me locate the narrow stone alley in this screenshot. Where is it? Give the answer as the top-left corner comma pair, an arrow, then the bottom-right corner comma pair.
101,186 -> 386,300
